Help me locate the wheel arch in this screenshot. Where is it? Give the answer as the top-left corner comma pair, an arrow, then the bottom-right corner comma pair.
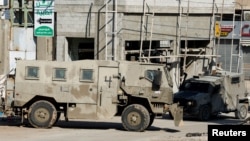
23,96 -> 58,110
239,98 -> 249,105
127,95 -> 153,114
117,95 -> 154,117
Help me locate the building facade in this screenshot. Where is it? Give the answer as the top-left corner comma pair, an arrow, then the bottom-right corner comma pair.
1,0 -> 250,92
54,0 -> 234,91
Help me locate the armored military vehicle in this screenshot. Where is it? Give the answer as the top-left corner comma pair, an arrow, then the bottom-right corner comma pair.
172,71 -> 249,121
1,59 -> 183,132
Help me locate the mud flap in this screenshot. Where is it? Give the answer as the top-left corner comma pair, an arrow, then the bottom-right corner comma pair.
169,103 -> 183,126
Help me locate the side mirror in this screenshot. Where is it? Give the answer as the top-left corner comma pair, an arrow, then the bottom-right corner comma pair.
152,70 -> 162,91
153,71 -> 162,85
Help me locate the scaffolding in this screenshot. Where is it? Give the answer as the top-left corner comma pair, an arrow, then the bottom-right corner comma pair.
182,0 -> 190,73
139,0 -> 155,62
105,0 -> 117,60
175,0 -> 219,74
104,0 -> 235,88
135,0 -> 219,77
102,0 -> 249,93
215,1 -> 243,73
231,2 -> 243,73
10,0 -> 33,27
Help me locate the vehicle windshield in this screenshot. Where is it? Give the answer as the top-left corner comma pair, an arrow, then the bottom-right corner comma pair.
180,81 -> 210,93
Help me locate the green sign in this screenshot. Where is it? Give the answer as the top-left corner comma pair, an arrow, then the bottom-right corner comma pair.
34,0 -> 54,37
35,26 -> 53,37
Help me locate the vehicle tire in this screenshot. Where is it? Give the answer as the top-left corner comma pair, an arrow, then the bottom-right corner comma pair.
235,104 -> 248,119
198,105 -> 211,121
54,112 -> 61,125
28,100 -> 57,128
211,112 -> 219,119
121,104 -> 150,132
147,113 -> 155,128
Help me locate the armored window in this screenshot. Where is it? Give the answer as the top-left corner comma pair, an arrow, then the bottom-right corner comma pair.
53,68 -> 66,81
145,70 -> 155,81
80,69 -> 93,82
231,77 -> 240,84
26,66 -> 39,80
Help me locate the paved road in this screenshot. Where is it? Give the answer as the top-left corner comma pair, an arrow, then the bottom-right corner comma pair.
0,113 -> 249,141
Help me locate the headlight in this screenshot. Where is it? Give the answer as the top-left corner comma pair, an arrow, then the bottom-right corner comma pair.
187,100 -> 196,106
187,101 -> 192,106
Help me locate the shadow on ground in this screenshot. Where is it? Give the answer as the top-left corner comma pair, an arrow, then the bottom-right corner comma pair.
162,111 -> 250,125
1,112 -> 249,132
0,116 -> 181,133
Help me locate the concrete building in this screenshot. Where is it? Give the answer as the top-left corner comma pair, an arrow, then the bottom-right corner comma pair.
54,0 -> 234,92
0,0 -> 250,92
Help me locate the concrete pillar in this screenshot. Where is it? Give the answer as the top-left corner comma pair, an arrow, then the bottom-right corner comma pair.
0,20 -> 10,75
56,36 -> 67,61
36,37 -> 53,60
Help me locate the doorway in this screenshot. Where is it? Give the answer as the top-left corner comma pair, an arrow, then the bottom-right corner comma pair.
67,38 -> 94,60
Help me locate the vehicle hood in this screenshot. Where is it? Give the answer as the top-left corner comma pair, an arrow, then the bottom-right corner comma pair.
174,91 -> 202,99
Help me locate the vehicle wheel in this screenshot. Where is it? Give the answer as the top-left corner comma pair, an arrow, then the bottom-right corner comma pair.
147,113 -> 155,128
54,112 -> 61,125
211,112 -> 219,119
28,100 -> 57,128
198,105 -> 211,121
121,104 -> 150,132
235,104 -> 248,119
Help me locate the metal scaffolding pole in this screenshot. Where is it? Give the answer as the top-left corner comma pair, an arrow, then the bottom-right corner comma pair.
105,0 -> 117,60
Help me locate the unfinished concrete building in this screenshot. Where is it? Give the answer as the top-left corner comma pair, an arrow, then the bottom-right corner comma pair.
1,0 -> 250,92
54,0 -> 234,92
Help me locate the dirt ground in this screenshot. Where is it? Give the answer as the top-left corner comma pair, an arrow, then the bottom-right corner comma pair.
0,112 -> 249,141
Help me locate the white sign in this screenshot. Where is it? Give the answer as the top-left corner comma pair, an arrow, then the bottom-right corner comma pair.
34,0 -> 54,37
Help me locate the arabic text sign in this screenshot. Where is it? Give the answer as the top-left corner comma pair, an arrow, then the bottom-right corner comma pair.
34,0 -> 54,37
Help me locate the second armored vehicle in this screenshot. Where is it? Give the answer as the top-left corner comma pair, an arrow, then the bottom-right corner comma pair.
172,71 -> 249,121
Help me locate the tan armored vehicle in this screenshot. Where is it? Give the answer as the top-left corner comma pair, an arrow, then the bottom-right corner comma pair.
1,60 -> 183,131
172,71 -> 249,121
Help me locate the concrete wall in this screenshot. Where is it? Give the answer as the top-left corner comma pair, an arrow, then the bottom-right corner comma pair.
9,27 -> 36,74
55,0 -> 234,61
53,0 -> 236,92
236,0 -> 250,9
37,37 -> 53,61
0,20 -> 10,75
117,0 -> 234,13
122,15 -> 211,40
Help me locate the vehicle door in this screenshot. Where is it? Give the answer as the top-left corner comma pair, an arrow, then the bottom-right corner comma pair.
97,66 -> 119,119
